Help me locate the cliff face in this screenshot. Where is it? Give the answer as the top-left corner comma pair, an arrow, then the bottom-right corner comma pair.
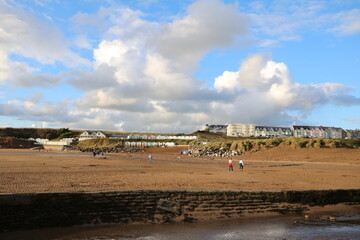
0,137 -> 36,149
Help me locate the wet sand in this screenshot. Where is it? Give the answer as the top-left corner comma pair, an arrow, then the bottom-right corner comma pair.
0,147 -> 359,193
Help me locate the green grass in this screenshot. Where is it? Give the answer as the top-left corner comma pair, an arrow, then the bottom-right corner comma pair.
74,134 -> 360,152
204,138 -> 360,152
76,138 -> 124,148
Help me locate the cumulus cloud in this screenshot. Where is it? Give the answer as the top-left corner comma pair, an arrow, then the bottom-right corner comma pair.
0,1 -> 88,66
154,0 -> 248,72
1,0 -> 359,133
0,50 -> 62,87
0,1 -> 89,88
213,53 -> 359,125
2,50 -> 359,132
66,0 -> 249,113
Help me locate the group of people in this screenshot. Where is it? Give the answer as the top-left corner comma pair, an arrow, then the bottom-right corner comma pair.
228,159 -> 244,171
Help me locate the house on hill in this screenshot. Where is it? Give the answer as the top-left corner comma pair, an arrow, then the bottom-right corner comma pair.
292,126 -> 343,139
344,129 -> 360,139
255,126 -> 292,138
323,127 -> 343,139
79,131 -> 109,141
292,126 -> 311,138
204,124 -> 228,134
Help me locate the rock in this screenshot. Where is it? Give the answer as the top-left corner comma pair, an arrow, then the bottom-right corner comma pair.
187,147 -> 242,158
64,146 -> 145,154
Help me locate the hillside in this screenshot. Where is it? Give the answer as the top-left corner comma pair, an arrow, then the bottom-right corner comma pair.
0,137 -> 36,149
0,127 -> 81,139
203,137 -> 360,152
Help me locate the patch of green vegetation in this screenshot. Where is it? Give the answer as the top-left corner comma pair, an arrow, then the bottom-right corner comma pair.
46,128 -> 77,140
76,138 -> 124,148
204,137 -> 360,152
0,127 -> 81,139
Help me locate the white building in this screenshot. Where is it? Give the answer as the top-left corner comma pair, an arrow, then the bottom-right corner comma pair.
79,131 -> 109,141
227,123 -> 256,137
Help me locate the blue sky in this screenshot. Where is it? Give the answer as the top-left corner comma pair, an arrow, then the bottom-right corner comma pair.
0,0 -> 359,133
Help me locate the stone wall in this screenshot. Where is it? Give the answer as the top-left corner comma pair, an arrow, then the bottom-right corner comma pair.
0,189 -> 359,232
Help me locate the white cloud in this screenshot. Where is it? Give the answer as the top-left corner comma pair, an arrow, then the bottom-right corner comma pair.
67,0 -> 249,107
0,50 -> 62,87
329,9 -> 360,36
1,0 -> 359,133
31,121 -> 48,128
154,0 -> 248,72
0,1 -> 89,88
0,2 -> 88,66
213,53 -> 358,125
247,2 -> 360,44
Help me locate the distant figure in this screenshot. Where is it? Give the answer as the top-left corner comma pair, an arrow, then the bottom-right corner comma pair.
239,160 -> 244,170
93,151 -> 96,157
148,154 -> 152,162
228,159 -> 233,171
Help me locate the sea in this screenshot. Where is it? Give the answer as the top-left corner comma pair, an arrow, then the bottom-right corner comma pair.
1,214 -> 359,240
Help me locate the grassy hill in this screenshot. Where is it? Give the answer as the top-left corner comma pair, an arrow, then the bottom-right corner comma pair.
0,127 -> 81,140
1,128 -> 359,151
204,137 -> 360,152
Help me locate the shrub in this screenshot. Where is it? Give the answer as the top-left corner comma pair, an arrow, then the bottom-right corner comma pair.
337,139 -> 360,149
306,139 -> 315,148
295,138 -> 308,148
313,138 -> 324,148
285,137 -> 295,146
252,140 -> 261,151
230,141 -> 238,151
242,140 -> 253,151
206,142 -> 223,148
271,138 -> 283,147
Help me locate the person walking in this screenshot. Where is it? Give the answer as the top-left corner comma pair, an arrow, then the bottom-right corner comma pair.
148,154 -> 152,162
239,159 -> 244,170
228,159 -> 234,171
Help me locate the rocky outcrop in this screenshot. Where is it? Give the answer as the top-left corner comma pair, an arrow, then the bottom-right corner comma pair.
187,147 -> 242,157
0,137 -> 36,149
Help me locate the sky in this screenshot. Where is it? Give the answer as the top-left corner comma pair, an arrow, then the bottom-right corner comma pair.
0,0 -> 359,133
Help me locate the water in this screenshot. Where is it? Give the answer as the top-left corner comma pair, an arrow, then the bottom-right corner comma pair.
1,215 -> 359,240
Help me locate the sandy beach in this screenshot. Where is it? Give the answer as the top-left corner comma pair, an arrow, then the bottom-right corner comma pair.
0,146 -> 359,193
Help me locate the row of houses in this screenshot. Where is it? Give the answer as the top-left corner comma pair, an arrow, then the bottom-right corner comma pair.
205,124 -> 360,139
78,131 -> 198,141
124,142 -> 176,147
29,138 -> 75,146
